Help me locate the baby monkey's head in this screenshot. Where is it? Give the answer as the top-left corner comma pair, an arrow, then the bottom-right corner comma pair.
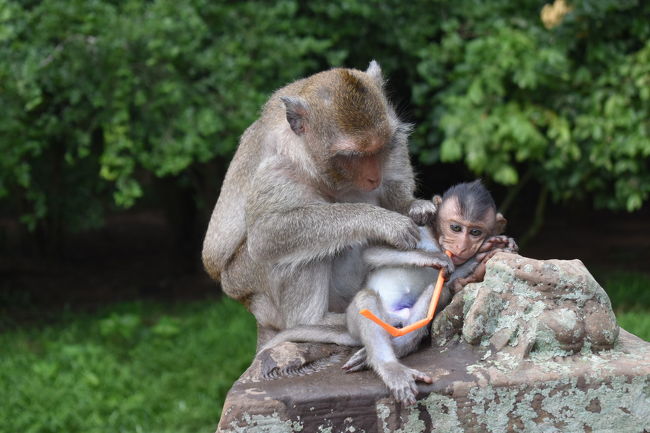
433,180 -> 506,266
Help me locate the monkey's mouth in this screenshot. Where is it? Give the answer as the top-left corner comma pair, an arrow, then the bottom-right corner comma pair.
450,254 -> 469,266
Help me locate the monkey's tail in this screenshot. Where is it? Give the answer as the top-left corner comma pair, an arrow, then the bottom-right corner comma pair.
259,325 -> 360,353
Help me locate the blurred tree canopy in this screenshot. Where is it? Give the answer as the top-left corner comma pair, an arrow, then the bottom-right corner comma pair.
1,0 -> 648,245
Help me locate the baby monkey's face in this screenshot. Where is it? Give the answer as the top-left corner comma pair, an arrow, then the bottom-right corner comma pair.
436,197 -> 495,266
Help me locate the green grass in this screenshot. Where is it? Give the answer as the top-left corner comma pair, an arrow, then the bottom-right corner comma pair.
0,270 -> 648,433
598,270 -> 650,341
0,298 -> 256,433
599,271 -> 650,312
617,312 -> 650,341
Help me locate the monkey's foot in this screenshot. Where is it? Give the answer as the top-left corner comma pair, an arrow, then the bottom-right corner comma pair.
341,347 -> 369,372
244,342 -> 348,382
376,361 -> 432,405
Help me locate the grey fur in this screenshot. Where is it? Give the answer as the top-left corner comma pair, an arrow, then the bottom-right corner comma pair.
261,187 -> 517,405
202,61 -> 421,340
441,179 -> 496,222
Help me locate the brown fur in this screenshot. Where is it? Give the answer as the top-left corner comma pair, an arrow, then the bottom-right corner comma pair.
202,62 -> 426,343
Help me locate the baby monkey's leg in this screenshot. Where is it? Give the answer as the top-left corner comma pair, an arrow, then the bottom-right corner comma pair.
344,289 -> 432,405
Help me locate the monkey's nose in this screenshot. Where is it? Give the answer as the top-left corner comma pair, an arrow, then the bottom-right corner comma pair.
362,178 -> 381,191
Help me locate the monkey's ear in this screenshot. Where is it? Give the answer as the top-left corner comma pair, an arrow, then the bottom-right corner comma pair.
280,96 -> 309,136
432,195 -> 443,208
495,212 -> 507,235
366,60 -> 385,89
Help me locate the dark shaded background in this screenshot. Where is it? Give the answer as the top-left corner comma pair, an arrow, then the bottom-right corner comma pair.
2,0 -> 649,328
3,163 -> 648,328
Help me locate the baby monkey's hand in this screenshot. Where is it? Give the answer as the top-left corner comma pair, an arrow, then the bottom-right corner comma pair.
412,250 -> 454,275
475,235 -> 518,262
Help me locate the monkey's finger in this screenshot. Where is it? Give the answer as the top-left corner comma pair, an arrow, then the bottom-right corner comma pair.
342,349 -> 368,371
343,362 -> 367,373
393,385 -> 417,406
413,371 -> 432,384
426,257 -> 453,274
406,381 -> 421,405
475,251 -> 490,262
477,242 -> 495,254
407,221 -> 421,242
402,392 -> 417,406
408,199 -> 438,226
394,224 -> 420,250
483,238 -> 505,250
476,248 -> 503,264
445,257 -> 455,274
477,238 -> 510,258
348,347 -> 366,361
341,355 -> 367,372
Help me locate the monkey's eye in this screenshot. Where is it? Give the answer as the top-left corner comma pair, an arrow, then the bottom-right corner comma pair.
450,224 -> 462,233
469,228 -> 483,237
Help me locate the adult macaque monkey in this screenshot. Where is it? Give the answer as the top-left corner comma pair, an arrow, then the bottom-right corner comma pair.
261,180 -> 518,404
202,61 -> 436,347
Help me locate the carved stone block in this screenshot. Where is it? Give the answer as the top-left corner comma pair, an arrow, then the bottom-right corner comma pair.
216,255 -> 650,432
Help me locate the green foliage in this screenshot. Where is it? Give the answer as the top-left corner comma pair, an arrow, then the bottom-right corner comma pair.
0,0 -> 329,233
411,0 -> 650,211
0,298 -> 256,433
1,0 -> 649,235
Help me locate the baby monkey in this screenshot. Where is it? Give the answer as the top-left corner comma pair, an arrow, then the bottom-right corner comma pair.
262,180 -> 517,404
342,180 -> 516,404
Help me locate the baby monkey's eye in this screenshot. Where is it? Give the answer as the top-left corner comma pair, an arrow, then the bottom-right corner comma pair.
469,228 -> 483,237
450,224 -> 462,233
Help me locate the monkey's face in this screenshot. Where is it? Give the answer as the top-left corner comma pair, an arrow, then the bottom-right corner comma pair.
436,198 -> 496,265
334,154 -> 382,191
329,134 -> 389,192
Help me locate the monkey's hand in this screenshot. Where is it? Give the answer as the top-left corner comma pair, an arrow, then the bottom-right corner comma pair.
377,212 -> 420,250
408,199 -> 438,226
379,362 -> 432,405
475,235 -> 518,262
411,250 -> 454,274
363,248 -> 454,274
342,347 -> 369,372
450,271 -> 482,295
451,246 -> 512,293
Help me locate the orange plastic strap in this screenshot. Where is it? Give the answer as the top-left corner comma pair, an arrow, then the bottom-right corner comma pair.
359,251 -> 452,337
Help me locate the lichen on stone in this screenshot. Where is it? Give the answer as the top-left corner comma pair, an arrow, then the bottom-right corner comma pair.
432,253 -> 620,363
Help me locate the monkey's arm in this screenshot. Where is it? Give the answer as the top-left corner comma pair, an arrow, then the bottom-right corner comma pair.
202,136 -> 258,280
362,247 -> 453,273
246,159 -> 420,264
248,203 -> 420,265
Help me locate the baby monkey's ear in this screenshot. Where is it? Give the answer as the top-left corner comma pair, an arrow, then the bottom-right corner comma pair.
432,195 -> 442,208
495,212 -> 507,235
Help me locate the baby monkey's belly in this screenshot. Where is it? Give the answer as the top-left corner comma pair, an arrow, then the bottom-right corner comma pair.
366,266 -> 440,326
